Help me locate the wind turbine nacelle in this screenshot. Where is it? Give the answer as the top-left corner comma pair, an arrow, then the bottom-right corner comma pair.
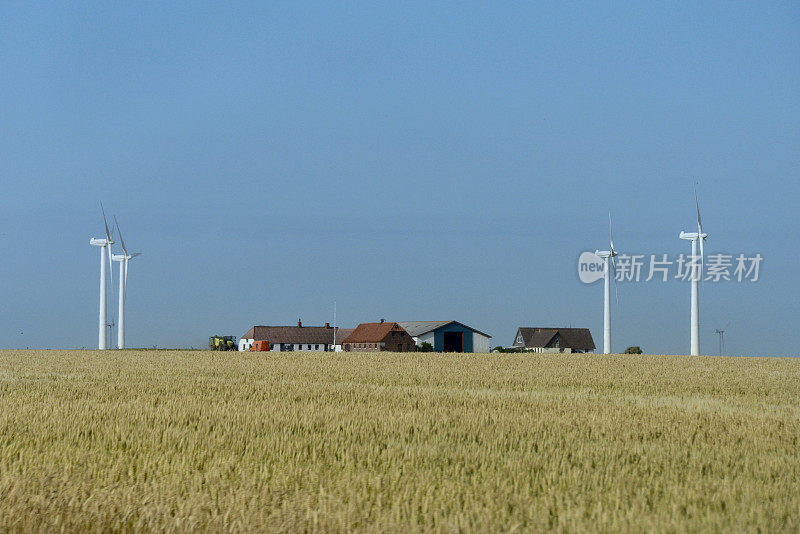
679,231 -> 699,240
90,238 -> 111,246
112,252 -> 142,261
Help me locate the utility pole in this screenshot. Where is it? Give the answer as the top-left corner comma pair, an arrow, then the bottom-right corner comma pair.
715,329 -> 725,356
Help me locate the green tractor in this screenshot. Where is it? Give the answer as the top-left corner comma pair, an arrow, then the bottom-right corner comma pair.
209,335 -> 237,351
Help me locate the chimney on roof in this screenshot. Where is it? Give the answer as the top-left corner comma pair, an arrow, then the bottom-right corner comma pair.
298,319 -> 302,327
380,318 -> 385,323
325,322 -> 330,328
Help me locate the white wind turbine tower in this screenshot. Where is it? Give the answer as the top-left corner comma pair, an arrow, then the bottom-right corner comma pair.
112,217 -> 141,349
679,188 -> 708,356
595,214 -> 618,354
89,203 -> 115,350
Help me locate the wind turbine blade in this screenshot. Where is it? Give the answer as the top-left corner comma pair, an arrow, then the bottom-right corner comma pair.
107,245 -> 114,297
699,235 -> 705,285
100,201 -> 112,242
612,255 -> 619,305
694,184 -> 705,285
114,216 -> 128,256
695,185 -> 703,234
609,212 -> 615,252
611,254 -> 617,281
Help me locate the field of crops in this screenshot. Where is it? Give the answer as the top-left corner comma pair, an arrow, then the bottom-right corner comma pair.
0,350 -> 798,532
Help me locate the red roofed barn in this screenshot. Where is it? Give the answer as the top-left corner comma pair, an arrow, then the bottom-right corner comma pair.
341,320 -> 415,352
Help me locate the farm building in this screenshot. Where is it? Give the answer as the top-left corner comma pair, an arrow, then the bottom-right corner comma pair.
397,321 -> 492,353
238,320 -> 353,352
511,327 -> 595,353
341,321 -> 415,352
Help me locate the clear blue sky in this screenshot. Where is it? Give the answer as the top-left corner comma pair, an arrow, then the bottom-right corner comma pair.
1,2 -> 798,355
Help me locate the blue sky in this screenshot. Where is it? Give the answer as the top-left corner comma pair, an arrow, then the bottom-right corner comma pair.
1,2 -> 798,355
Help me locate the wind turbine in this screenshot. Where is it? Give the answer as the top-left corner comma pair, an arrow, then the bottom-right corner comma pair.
89,203 -> 115,350
111,217 -> 141,349
714,321 -> 731,356
715,329 -> 725,356
595,213 -> 618,354
679,188 -> 708,356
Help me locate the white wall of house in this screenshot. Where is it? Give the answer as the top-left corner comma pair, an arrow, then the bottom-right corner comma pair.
239,340 -> 331,352
413,331 -> 435,348
295,343 -> 328,351
272,343 -> 330,352
473,333 -> 491,353
513,331 -> 524,347
524,347 -> 572,354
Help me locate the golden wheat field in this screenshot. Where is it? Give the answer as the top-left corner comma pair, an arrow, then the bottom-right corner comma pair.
0,350 -> 798,532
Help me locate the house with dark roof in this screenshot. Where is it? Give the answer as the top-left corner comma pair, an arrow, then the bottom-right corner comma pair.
512,327 -> 595,353
340,320 -> 415,352
397,321 -> 492,353
238,320 -> 353,352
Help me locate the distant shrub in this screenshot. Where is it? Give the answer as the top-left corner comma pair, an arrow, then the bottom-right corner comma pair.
417,342 -> 434,352
624,346 -> 643,354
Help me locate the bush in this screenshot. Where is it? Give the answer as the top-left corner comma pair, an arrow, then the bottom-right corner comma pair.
624,346 -> 643,354
417,342 -> 434,352
493,346 -> 525,353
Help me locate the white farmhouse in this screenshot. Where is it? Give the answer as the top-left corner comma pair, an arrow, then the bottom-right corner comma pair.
238,320 -> 354,352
